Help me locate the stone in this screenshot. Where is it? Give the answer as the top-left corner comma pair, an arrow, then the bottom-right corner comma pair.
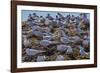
32,30 -> 43,37
41,27 -> 51,33
43,35 -> 52,41
31,25 -> 41,31
36,55 -> 46,62
60,37 -> 69,43
45,19 -> 52,25
26,48 -> 45,56
69,36 -> 80,43
79,46 -> 86,56
82,39 -> 89,48
56,55 -> 64,61
66,46 -> 73,54
40,40 -> 52,47
57,44 -> 67,52
73,36 -> 80,42
22,35 -> 31,48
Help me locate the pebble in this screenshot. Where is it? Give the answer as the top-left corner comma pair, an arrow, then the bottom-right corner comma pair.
36,55 -> 46,62
22,35 -> 31,48
40,40 -> 52,47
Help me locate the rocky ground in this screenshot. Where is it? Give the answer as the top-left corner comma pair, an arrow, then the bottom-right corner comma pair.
22,13 -> 90,62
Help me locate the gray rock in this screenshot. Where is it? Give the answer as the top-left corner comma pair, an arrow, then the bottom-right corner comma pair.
26,48 -> 45,56
60,37 -> 69,43
79,46 -> 86,56
31,26 -> 41,31
57,44 -> 67,52
69,36 -> 80,43
22,35 -> 31,48
56,55 -> 64,61
82,39 -> 89,48
41,27 -> 51,33
43,35 -> 52,40
60,30 -> 67,37
45,19 -> 52,25
36,55 -> 46,62
74,36 -> 80,42
40,40 -> 52,47
66,46 -> 73,54
33,30 -> 43,37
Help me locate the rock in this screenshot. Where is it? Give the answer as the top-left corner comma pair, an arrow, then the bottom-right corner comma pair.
26,48 -> 45,56
41,27 -> 51,33
79,46 -> 86,56
22,35 -> 31,48
36,55 -> 46,62
43,35 -> 52,40
57,44 -> 67,52
60,29 -> 67,37
74,36 -> 80,42
31,25 -> 41,31
32,30 -> 43,37
69,36 -> 80,43
82,39 -> 89,48
22,12 -> 90,61
42,32 -> 53,36
60,37 -> 69,43
40,40 -> 52,47
27,20 -> 38,27
56,55 -> 64,61
31,26 -> 44,37
66,46 -> 73,54
26,21 -> 33,27
45,19 -> 52,25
